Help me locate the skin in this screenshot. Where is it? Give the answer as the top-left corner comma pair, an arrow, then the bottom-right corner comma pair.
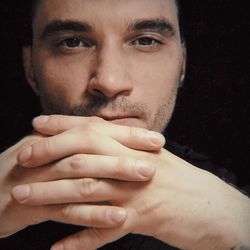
25,0 -> 185,132
0,0 -> 249,250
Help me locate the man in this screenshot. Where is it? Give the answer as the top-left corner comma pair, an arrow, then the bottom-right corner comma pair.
0,0 -> 249,249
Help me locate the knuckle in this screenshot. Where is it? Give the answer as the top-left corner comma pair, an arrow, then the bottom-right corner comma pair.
74,125 -> 93,138
115,157 -> 130,176
83,131 -> 97,145
78,178 -> 97,197
41,138 -> 53,155
128,126 -> 145,139
85,117 -> 98,129
83,121 -> 93,131
113,157 -> 121,176
60,205 -> 74,219
41,187 -> 50,200
76,231 -> 83,247
63,235 -> 81,250
84,116 -> 103,131
20,136 -> 41,148
77,123 -> 94,134
85,229 -> 103,248
70,128 -> 98,153
88,207 -> 99,225
70,154 -> 85,171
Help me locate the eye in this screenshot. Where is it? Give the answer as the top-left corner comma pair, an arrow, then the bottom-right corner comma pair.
129,36 -> 163,52
58,37 -> 92,48
131,37 -> 161,47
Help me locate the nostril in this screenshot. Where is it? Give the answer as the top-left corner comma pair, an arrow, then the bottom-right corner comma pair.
88,83 -> 105,97
87,67 -> 133,98
92,88 -> 104,96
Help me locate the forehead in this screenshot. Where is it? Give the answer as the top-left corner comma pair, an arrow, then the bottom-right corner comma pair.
33,0 -> 179,32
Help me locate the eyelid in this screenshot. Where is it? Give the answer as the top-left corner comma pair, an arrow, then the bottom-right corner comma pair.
128,34 -> 164,46
128,32 -> 165,43
50,34 -> 95,48
59,38 -> 90,48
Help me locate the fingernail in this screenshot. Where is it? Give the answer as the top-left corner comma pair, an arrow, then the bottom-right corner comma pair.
109,209 -> 127,224
33,115 -> 49,126
18,146 -> 32,164
146,131 -> 165,146
12,185 -> 30,203
51,243 -> 64,250
136,160 -> 155,178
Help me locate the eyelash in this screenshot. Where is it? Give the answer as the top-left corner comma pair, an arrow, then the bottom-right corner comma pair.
55,35 -> 163,52
130,37 -> 162,47
57,37 -> 93,49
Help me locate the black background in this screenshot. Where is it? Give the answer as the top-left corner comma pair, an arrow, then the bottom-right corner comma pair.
0,1 -> 249,189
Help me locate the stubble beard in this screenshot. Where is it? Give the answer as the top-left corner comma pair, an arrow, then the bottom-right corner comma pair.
39,89 -> 177,133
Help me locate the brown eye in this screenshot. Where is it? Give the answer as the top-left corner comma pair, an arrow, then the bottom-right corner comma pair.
64,38 -> 81,47
131,37 -> 160,46
137,37 -> 157,46
60,38 -> 92,48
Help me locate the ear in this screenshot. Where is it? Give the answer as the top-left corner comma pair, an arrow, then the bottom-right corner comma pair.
179,43 -> 186,87
22,46 -> 40,96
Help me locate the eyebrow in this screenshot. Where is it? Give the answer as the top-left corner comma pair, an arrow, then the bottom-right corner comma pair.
128,18 -> 175,36
39,18 -> 175,40
40,20 -> 92,39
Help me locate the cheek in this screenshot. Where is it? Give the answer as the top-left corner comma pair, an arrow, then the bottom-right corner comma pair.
130,48 -> 182,104
33,53 -> 91,104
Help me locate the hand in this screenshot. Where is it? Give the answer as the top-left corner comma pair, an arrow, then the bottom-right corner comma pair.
1,116 -> 163,239
0,134 -> 58,237
13,115 -> 250,250
0,134 -> 132,239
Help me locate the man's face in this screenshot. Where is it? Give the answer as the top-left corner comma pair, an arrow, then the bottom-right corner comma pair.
24,0 -> 185,132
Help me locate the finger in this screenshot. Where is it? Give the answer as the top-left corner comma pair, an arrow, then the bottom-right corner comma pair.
12,178 -> 125,205
51,227 -> 127,250
52,204 -> 127,229
17,129 -> 135,168
33,115 -> 165,150
18,155 -> 155,184
0,205 -> 53,237
1,203 -> 77,237
32,115 -> 102,135
3,204 -> 126,237
35,155 -> 155,182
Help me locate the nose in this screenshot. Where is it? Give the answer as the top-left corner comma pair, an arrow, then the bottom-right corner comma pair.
88,44 -> 133,98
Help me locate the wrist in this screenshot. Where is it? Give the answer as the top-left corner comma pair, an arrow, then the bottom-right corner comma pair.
203,182 -> 250,250
225,186 -> 250,248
